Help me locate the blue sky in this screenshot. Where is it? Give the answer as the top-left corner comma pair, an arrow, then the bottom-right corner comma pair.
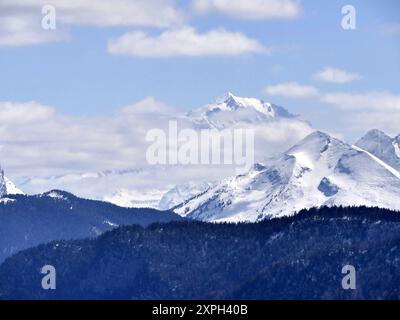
0,0 -> 399,178
1,1 -> 399,119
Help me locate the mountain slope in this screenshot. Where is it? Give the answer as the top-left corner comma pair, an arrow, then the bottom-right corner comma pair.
4,177 -> 24,195
0,191 -> 182,263
174,131 -> 400,222
355,129 -> 400,172
158,181 -> 214,210
0,168 -> 24,197
352,145 -> 400,180
1,206 -> 400,300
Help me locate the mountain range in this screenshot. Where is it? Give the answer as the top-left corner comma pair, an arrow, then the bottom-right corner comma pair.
174,130 -> 400,222
12,93 -> 312,208
2,94 -> 399,223
0,94 -> 399,299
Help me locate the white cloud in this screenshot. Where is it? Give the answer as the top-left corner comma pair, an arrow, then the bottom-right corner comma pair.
0,0 -> 183,28
346,111 -> 400,136
0,101 -> 55,123
319,91 -> 400,135
0,13 -> 66,47
120,97 -> 176,115
192,0 -> 302,20
313,67 -> 361,84
264,82 -> 319,98
321,91 -> 400,111
108,27 -> 266,57
261,69 -> 400,141
0,98 -> 174,177
264,80 -> 400,113
0,0 -> 184,47
263,78 -> 400,134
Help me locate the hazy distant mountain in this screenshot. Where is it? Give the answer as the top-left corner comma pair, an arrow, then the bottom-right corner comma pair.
158,181 -> 214,211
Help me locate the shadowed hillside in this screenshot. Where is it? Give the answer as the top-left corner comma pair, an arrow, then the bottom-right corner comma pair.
0,190 -> 182,263
1,206 -> 400,300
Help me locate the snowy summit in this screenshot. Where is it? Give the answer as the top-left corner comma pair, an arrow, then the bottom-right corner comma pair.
187,92 -> 296,129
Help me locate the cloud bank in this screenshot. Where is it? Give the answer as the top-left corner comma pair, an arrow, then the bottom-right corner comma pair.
313,67 -> 361,84
263,80 -> 400,135
264,82 -> 319,98
0,0 -> 184,47
108,27 -> 266,57
192,0 -> 302,20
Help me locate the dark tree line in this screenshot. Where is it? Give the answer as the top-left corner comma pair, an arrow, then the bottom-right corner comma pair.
1,206 -> 400,299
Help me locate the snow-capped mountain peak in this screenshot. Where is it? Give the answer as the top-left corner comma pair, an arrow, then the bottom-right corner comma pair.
174,130 -> 400,222
356,129 -> 400,172
222,92 -> 276,115
187,93 -> 296,129
4,177 -> 24,195
361,128 -> 389,139
0,168 -> 24,197
287,131 -> 345,158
